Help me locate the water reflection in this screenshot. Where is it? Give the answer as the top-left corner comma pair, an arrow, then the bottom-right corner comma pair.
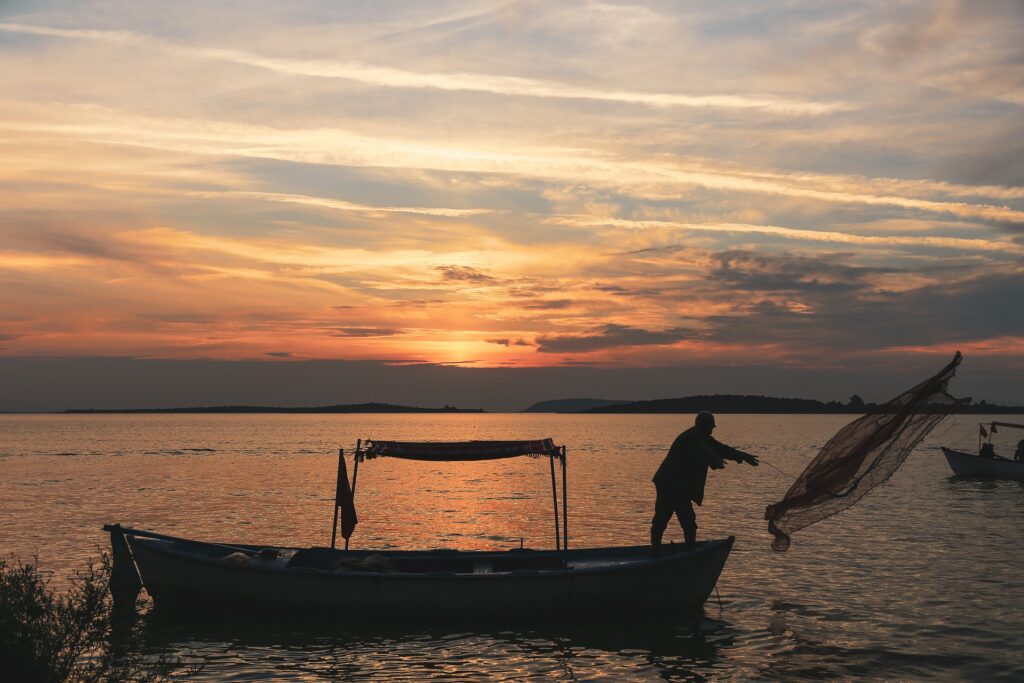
944,475 -> 1024,495
145,604 -> 983,681
141,609 -> 733,682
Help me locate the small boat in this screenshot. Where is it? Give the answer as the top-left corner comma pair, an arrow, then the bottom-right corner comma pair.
942,421 -> 1024,480
106,438 -> 734,619
942,448 -> 1024,479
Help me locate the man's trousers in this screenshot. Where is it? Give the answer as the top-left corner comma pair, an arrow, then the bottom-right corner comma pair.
650,485 -> 697,548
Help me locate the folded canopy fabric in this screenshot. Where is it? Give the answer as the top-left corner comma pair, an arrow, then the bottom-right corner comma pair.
363,438 -> 561,461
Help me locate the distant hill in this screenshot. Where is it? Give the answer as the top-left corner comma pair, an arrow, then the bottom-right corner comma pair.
65,403 -> 485,414
522,398 -> 634,413
581,394 -> 1024,414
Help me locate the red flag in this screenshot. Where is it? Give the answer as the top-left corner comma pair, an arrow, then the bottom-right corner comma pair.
980,425 -> 988,438
991,423 -> 998,434
335,451 -> 358,540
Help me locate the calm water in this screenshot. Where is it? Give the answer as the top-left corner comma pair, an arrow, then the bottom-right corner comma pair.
2,413 -> 1023,681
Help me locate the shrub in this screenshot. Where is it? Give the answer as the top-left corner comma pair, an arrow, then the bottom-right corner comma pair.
0,554 -> 176,682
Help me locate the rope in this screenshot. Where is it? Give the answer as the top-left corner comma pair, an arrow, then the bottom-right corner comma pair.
760,459 -> 798,480
929,419 -> 958,445
756,416 -> 959,482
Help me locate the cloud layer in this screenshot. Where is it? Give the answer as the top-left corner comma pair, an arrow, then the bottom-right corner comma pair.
0,0 -> 1022,390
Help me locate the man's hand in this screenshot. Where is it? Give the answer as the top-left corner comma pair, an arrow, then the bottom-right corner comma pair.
744,452 -> 759,466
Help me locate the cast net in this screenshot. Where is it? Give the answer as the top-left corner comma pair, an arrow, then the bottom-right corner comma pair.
765,352 -> 965,551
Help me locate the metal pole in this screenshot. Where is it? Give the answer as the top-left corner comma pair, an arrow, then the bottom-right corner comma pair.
561,445 -> 568,551
549,452 -> 561,551
351,439 -> 362,495
345,439 -> 361,551
331,448 -> 344,549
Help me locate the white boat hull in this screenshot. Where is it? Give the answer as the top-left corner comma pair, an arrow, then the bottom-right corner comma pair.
124,533 -> 733,619
942,448 -> 1024,480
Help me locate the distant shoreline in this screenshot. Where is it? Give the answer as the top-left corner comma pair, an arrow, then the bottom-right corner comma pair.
530,394 -> 1024,415
29,392 -> 1024,416
581,405 -> 1024,415
63,403 -> 485,414
2,409 -> 1022,416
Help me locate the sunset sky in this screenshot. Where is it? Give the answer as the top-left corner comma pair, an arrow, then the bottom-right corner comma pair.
1,1 -> 1022,409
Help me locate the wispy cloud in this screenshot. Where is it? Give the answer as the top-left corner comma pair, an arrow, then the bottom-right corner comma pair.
536,323 -> 693,353
5,104 -> 1022,224
190,190 -> 496,218
0,22 -> 850,115
436,265 -> 495,282
557,217 -> 1024,254
332,327 -> 404,337
0,251 -> 92,270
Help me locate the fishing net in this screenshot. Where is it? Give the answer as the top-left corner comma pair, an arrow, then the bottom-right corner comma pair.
765,352 -> 965,551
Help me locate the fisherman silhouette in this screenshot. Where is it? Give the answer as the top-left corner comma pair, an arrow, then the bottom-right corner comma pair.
651,411 -> 759,551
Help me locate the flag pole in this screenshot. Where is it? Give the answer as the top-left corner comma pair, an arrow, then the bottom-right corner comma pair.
549,452 -> 561,551
345,439 -> 361,551
561,445 -> 568,551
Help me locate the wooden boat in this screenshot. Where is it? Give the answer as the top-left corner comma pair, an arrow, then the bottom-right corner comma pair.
942,421 -> 1024,480
106,526 -> 733,618
106,438 -> 735,618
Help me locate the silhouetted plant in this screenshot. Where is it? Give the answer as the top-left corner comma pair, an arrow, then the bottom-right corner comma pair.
0,554 -> 180,682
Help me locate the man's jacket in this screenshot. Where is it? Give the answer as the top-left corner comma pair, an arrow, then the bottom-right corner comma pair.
652,426 -> 749,505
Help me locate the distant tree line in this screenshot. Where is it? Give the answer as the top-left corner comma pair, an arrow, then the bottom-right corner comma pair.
66,403 -> 484,414
580,394 -> 1023,414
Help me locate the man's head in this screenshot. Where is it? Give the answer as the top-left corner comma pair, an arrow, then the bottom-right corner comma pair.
695,411 -> 716,433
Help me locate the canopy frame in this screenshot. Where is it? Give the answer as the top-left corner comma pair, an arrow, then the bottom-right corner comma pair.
330,439 -> 568,552
989,421 -> 1024,431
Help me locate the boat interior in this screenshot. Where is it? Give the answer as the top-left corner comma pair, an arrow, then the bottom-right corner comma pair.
286,547 -> 569,573
135,537 -> 709,575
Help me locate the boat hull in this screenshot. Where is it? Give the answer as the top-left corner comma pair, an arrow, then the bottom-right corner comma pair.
125,535 -> 733,619
942,448 -> 1024,480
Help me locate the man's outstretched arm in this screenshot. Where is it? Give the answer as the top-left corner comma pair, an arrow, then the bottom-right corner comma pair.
709,437 -> 759,466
